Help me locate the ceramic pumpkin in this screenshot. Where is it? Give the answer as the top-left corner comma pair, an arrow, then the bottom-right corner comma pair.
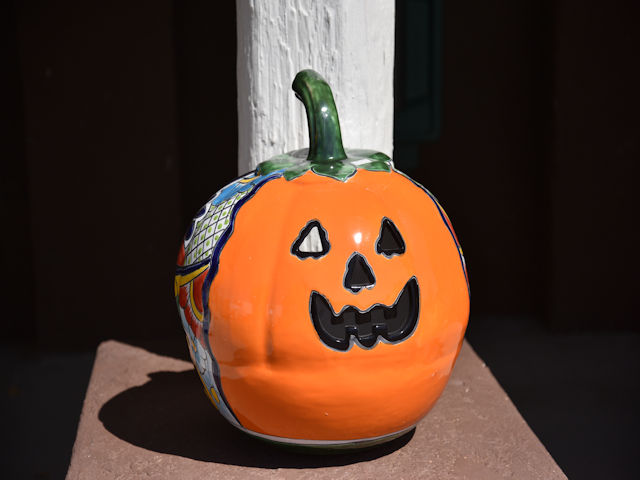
174,70 -> 469,449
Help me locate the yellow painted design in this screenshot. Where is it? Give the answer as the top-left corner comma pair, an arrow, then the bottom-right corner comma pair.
185,333 -> 196,354
239,175 -> 256,184
174,265 -> 209,298
209,387 -> 220,404
195,367 -> 220,409
203,387 -> 220,411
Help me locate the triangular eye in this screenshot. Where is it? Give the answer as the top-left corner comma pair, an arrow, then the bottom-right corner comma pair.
376,218 -> 405,257
292,220 -> 330,259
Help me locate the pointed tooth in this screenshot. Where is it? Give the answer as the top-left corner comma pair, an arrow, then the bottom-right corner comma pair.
371,307 -> 385,324
372,323 -> 388,337
356,309 -> 371,324
384,303 -> 397,320
356,319 -> 373,337
357,335 -> 377,348
341,308 -> 356,326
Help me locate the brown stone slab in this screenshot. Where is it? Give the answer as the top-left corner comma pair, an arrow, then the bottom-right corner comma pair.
66,340 -> 566,479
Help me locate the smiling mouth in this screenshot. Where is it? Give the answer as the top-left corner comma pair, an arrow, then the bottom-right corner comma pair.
310,277 -> 419,351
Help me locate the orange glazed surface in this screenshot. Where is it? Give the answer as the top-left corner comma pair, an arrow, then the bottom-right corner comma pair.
208,169 -> 469,441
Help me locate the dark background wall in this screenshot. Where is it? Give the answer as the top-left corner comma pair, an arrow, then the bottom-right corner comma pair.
549,0 -> 639,330
3,0 -> 638,350
2,0 -> 238,349
406,0 -> 639,329
412,0 -> 554,318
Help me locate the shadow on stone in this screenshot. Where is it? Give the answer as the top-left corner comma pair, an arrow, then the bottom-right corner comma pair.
98,369 -> 414,468
115,337 -> 191,362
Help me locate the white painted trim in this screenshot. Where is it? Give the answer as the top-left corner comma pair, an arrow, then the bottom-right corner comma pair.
237,0 -> 395,173
241,422 -> 414,448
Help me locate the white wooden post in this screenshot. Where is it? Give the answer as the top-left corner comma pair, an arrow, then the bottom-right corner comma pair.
236,0 -> 395,173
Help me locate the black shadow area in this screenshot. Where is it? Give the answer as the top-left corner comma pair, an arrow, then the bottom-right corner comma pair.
99,370 -> 414,468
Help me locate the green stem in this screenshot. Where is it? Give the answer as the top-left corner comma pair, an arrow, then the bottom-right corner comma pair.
292,70 -> 347,163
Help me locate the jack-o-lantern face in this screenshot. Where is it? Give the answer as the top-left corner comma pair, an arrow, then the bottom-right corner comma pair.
298,218 -> 419,351
206,169 -> 468,444
175,70 -> 469,448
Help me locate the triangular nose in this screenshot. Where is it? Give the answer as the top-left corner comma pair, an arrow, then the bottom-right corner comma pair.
344,253 -> 376,293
